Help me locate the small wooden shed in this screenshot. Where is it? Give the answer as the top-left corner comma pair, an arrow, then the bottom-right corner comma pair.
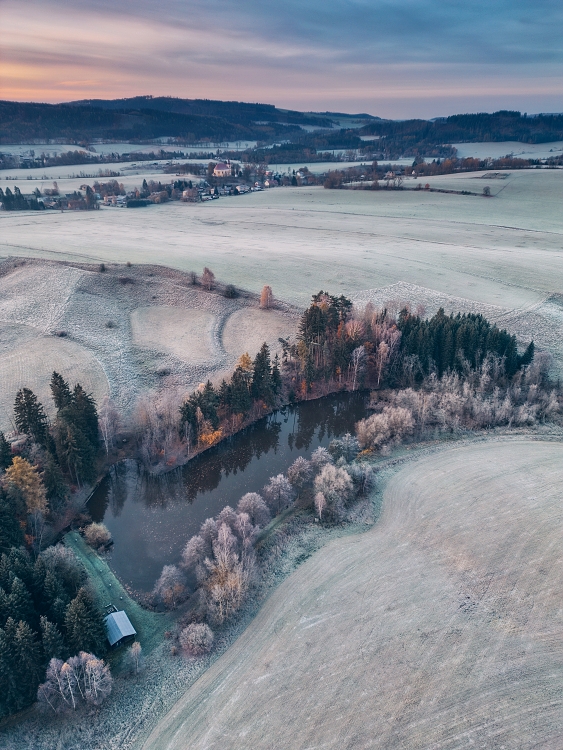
104,609 -> 137,648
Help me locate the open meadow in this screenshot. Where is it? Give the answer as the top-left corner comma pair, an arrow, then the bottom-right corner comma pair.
143,438 -> 563,750
0,258 -> 298,430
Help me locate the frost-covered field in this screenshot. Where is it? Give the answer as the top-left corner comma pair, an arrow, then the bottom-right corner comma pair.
452,140 -> 563,160
1,171 -> 563,313
142,438 -> 563,750
0,259 -> 298,429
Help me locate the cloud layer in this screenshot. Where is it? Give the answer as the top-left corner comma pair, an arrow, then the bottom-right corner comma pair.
1,0 -> 562,116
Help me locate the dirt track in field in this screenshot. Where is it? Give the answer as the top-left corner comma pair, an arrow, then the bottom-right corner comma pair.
142,438 -> 563,750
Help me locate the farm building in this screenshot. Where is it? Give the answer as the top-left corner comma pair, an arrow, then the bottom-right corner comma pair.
104,608 -> 137,648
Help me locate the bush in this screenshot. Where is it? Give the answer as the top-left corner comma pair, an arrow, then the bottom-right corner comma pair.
83,522 -> 112,549
179,623 -> 214,656
224,284 -> 238,298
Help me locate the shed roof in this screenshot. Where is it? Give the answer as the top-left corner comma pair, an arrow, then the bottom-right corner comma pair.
104,610 -> 136,646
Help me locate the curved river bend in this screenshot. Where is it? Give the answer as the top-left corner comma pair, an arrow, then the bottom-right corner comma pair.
88,393 -> 367,593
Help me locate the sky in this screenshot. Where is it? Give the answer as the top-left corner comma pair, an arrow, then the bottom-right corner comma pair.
1,0 -> 562,118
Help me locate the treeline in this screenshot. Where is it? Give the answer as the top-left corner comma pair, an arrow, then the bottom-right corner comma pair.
132,292 -> 536,471
178,347 -> 282,453
359,111 -> 563,157
0,374 -> 108,718
0,186 -> 43,210
0,100 -> 320,145
324,155 -> 554,190
283,293 -> 534,396
154,443 -> 374,634
397,308 -> 534,378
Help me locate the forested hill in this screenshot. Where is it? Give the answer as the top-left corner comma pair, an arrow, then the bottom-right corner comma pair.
359,111 -> 563,150
2,99 -> 562,154
68,96 -> 334,128
0,99 -> 336,144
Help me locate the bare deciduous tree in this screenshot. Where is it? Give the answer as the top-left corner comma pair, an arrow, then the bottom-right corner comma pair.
125,641 -> 144,675
99,397 -> 120,455
287,456 -> 313,489
310,446 -> 333,473
37,652 -> 112,713
314,491 -> 327,521
313,464 -> 353,520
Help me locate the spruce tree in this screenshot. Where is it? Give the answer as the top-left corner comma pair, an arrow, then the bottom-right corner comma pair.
50,371 -> 72,411
40,616 -> 66,662
0,619 -> 20,716
13,388 -> 48,445
271,354 -> 282,396
71,384 -> 99,448
0,492 -> 24,552
9,577 -> 36,629
65,588 -> 106,655
0,587 -> 9,628
0,432 -> 12,470
251,343 -> 274,404
11,619 -> 42,708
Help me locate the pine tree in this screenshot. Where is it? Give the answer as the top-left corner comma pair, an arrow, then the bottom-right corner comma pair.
50,372 -> 72,411
0,492 -> 24,552
11,619 -> 42,708
65,588 -> 106,655
271,354 -> 282,397
251,343 -> 274,404
9,577 -> 36,629
0,432 -> 12,470
71,384 -> 99,448
0,619 -> 20,716
40,616 -> 66,662
13,388 -> 48,444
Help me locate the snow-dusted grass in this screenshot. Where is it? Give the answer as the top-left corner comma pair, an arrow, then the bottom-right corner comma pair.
0,259 -> 299,430
221,308 -> 293,358
141,438 -> 563,750
2,172 -> 563,315
451,140 -> 563,160
130,307 -> 218,364
0,336 -> 110,429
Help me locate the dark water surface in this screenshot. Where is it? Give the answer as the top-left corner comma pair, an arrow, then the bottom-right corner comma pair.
88,392 -> 367,592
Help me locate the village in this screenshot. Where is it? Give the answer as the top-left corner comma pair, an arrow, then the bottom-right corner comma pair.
0,159 -> 319,210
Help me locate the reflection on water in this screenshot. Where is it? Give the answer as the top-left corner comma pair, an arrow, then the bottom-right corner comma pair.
88,392 -> 367,592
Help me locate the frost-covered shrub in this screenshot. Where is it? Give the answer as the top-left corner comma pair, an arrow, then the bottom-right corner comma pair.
153,565 -> 188,609
310,446 -> 333,473
179,623 -> 214,656
346,462 -> 376,496
328,433 -> 360,462
313,464 -> 353,520
263,474 -> 295,514
237,492 -> 271,528
356,406 -> 414,450
83,522 -> 112,549
287,457 -> 312,490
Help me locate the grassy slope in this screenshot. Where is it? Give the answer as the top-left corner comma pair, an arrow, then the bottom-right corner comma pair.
141,438 -> 563,750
